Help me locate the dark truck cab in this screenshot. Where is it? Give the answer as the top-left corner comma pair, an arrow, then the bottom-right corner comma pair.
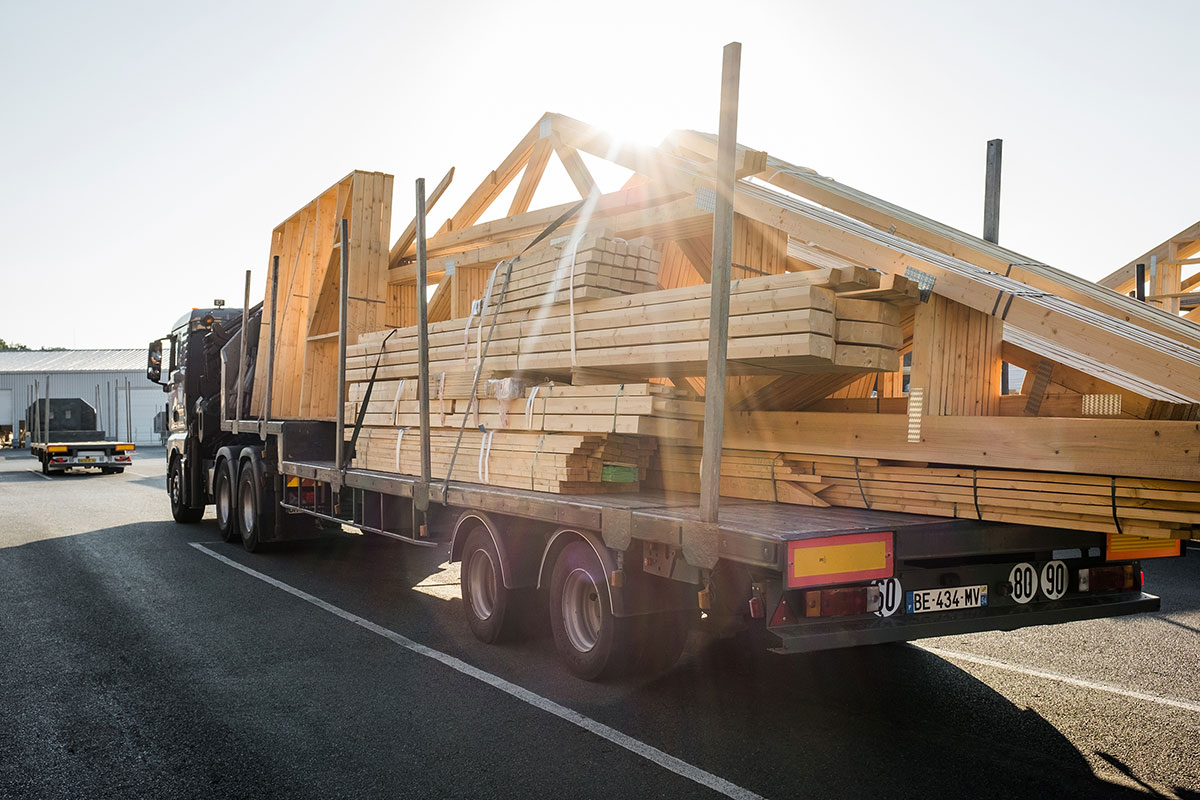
147,306 -> 250,520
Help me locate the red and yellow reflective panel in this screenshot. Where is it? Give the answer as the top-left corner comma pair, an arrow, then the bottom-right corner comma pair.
787,531 -> 894,589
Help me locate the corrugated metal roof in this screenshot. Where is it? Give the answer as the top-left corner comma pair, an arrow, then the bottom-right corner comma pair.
0,349 -> 146,373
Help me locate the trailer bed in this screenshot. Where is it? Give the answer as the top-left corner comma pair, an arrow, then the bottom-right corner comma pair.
280,456 -> 1107,570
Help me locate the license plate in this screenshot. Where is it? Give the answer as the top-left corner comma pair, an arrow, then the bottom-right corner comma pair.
79,457 -> 96,463
906,585 -> 988,614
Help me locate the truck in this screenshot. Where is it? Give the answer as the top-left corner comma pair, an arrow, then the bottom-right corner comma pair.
28,397 -> 134,475
147,278 -> 1169,681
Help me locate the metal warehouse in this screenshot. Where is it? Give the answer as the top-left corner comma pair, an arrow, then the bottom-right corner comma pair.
0,350 -> 163,447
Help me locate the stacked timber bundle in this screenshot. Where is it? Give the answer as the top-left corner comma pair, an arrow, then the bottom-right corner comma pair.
350,267 -> 903,382
649,446 -> 1200,540
353,429 -> 654,494
497,232 -> 663,313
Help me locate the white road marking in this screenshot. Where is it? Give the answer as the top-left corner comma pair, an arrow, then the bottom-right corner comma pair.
191,543 -> 765,800
126,471 -> 153,479
26,470 -> 52,481
917,644 -> 1200,714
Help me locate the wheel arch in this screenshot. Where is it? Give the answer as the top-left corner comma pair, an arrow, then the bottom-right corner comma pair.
538,528 -> 623,616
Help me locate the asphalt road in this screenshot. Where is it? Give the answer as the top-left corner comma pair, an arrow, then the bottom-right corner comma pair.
1,447 -> 1198,799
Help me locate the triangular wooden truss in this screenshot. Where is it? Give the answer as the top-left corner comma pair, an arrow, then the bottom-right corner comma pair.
379,112 -> 1200,420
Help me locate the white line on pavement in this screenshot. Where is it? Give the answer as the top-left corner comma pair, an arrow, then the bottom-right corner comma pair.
916,644 -> 1200,714
26,470 -> 52,481
126,471 -> 153,478
190,542 -> 765,800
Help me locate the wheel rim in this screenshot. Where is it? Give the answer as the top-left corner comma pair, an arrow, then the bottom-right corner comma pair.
466,547 -> 497,621
169,465 -> 181,508
240,481 -> 256,534
561,568 -> 602,653
216,474 -> 231,526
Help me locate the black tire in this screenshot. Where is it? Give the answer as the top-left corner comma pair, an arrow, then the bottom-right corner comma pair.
214,459 -> 239,543
549,540 -> 635,680
237,462 -> 270,552
40,458 -> 49,476
168,457 -> 203,523
461,527 -> 534,644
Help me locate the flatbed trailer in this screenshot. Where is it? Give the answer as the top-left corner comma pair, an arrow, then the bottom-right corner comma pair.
147,179 -> 1170,680
26,397 -> 133,475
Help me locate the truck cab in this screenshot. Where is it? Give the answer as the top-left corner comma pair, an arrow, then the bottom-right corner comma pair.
147,306 -> 246,521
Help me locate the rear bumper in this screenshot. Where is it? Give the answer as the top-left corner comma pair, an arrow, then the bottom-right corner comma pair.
46,454 -> 133,468
768,591 -> 1159,654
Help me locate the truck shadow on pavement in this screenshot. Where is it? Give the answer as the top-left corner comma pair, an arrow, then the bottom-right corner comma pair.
1,522 -> 1191,799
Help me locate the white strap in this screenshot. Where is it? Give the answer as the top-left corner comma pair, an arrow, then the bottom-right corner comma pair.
477,429 -> 495,483
394,426 -> 409,473
524,385 -> 539,429
463,300 -> 481,364
390,379 -> 407,426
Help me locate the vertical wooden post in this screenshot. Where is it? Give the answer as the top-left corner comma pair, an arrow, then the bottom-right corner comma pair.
335,221 -> 350,473
699,41 -> 741,528
264,256 -> 280,431
235,269 -> 251,433
1164,241 -> 1182,314
983,139 -> 1002,244
983,138 -> 1007,393
415,179 -> 432,517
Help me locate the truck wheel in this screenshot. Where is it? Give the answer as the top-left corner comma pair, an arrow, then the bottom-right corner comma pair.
461,527 -> 533,644
168,457 -> 203,523
549,541 -> 633,680
237,464 -> 269,553
41,458 -> 49,476
214,460 -> 239,543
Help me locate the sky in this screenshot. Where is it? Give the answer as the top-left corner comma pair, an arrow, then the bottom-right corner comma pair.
1,0 -> 1196,349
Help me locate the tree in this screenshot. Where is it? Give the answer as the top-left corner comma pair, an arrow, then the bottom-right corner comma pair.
0,338 -> 30,351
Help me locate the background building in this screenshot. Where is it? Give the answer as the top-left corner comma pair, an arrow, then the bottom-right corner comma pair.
0,350 -> 163,446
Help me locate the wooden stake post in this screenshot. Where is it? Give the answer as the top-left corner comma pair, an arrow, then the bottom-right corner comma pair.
693,42 -> 742,567
415,179 -> 432,523
334,220 -> 349,483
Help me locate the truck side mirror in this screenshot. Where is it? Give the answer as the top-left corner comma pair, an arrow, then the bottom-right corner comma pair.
147,338 -> 168,384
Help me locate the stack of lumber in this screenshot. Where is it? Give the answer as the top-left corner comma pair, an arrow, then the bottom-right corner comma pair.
346,380 -> 701,439
353,428 -> 653,494
347,268 -> 903,383
648,445 -> 1200,539
345,379 -> 699,494
497,232 -> 663,313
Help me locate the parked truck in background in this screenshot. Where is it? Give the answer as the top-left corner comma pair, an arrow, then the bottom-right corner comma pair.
147,294 -> 1171,680
28,397 -> 134,475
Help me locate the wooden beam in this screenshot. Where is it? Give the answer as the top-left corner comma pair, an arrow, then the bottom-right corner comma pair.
508,138 -> 553,216
446,120 -> 541,233
670,128 -> 1200,350
722,412 -> 1200,481
389,167 -> 454,267
551,135 -> 597,197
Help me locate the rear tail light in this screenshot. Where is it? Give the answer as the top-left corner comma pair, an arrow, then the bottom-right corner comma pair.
50,457 -> 68,464
114,455 -> 132,462
1078,565 -> 1135,592
804,586 -> 882,618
